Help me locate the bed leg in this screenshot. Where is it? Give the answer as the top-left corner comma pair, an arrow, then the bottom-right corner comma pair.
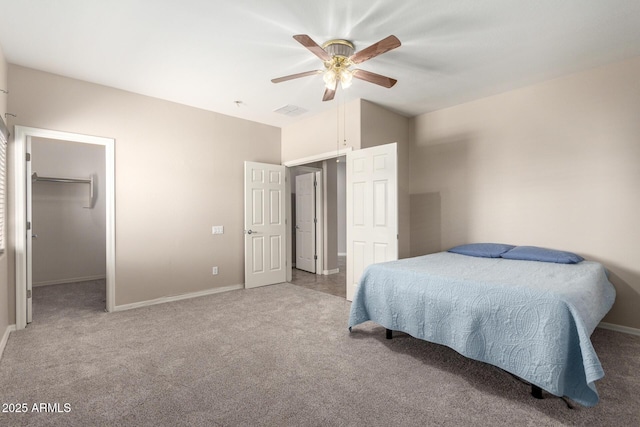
386,328 -> 392,340
531,385 -> 543,399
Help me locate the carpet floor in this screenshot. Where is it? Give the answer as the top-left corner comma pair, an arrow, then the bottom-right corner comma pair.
0,280 -> 638,426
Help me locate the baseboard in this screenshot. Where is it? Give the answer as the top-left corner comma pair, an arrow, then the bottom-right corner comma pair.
323,268 -> 339,275
0,324 -> 17,360
114,284 -> 244,312
598,322 -> 640,336
34,275 -> 106,287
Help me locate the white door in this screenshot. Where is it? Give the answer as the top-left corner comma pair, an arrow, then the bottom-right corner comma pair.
26,137 -> 33,323
244,161 -> 286,288
346,143 -> 398,301
295,173 -> 316,273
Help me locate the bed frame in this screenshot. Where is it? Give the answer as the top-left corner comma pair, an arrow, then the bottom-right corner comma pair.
385,328 -> 544,399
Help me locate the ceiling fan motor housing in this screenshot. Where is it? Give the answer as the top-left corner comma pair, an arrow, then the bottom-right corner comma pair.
322,39 -> 355,59
321,40 -> 356,89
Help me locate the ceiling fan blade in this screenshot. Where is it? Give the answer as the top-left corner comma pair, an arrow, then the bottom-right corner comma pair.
271,70 -> 322,84
293,34 -> 332,62
349,35 -> 401,65
353,69 -> 398,88
322,81 -> 337,102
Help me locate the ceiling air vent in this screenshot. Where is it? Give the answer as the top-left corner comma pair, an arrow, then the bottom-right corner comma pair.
274,104 -> 308,117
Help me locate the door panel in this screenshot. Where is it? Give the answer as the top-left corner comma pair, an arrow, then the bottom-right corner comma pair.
346,143 -> 398,301
270,235 -> 282,269
244,161 -> 286,288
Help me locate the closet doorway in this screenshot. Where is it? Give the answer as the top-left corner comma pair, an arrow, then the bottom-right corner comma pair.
286,151 -> 347,299
14,126 -> 115,330
30,138 -> 106,323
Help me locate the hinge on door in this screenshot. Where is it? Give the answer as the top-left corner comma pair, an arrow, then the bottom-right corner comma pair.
314,218 -> 317,224
27,290 -> 32,298
27,221 -> 31,230
314,255 -> 317,260
26,152 -> 31,161
314,180 -> 317,187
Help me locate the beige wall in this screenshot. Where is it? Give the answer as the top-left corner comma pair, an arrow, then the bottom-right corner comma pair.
7,65 -> 280,309
31,138 -> 106,285
0,43 -> 9,335
410,56 -> 640,329
281,99 -> 361,163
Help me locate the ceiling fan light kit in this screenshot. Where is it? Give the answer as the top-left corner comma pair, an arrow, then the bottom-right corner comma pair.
272,34 -> 401,101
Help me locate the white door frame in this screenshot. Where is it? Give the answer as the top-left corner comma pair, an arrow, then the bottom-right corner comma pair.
294,172 -> 316,273
314,170 -> 323,275
291,166 -> 323,275
13,126 -> 116,329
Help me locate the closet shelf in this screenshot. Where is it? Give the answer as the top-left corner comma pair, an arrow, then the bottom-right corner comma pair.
32,172 -> 94,209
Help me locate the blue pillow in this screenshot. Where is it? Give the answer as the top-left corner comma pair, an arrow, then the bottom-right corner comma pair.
501,246 -> 584,264
448,243 -> 516,258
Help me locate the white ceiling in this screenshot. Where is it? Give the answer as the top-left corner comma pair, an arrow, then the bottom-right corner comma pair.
1,0 -> 640,128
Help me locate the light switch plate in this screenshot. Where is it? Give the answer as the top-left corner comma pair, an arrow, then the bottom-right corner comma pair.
212,226 -> 224,234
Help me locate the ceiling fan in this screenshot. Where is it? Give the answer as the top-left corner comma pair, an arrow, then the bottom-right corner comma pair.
271,34 -> 401,101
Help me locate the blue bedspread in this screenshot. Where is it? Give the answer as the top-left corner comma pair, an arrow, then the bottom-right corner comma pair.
348,252 -> 616,407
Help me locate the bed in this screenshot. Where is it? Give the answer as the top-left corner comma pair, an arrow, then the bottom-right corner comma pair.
348,245 -> 616,407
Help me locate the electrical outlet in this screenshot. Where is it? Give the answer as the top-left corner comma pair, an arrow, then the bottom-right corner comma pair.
212,266 -> 218,275
212,226 -> 224,234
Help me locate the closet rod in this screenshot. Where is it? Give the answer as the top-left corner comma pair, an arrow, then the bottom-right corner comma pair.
32,174 -> 91,184
32,172 -> 94,208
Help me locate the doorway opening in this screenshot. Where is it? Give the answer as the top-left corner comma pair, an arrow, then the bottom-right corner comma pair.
30,137 -> 107,323
283,142 -> 398,301
286,154 -> 347,299
13,126 -> 115,330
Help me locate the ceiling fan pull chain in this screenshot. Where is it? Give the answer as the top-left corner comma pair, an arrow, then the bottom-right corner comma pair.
343,97 -> 347,146
337,96 -> 341,164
